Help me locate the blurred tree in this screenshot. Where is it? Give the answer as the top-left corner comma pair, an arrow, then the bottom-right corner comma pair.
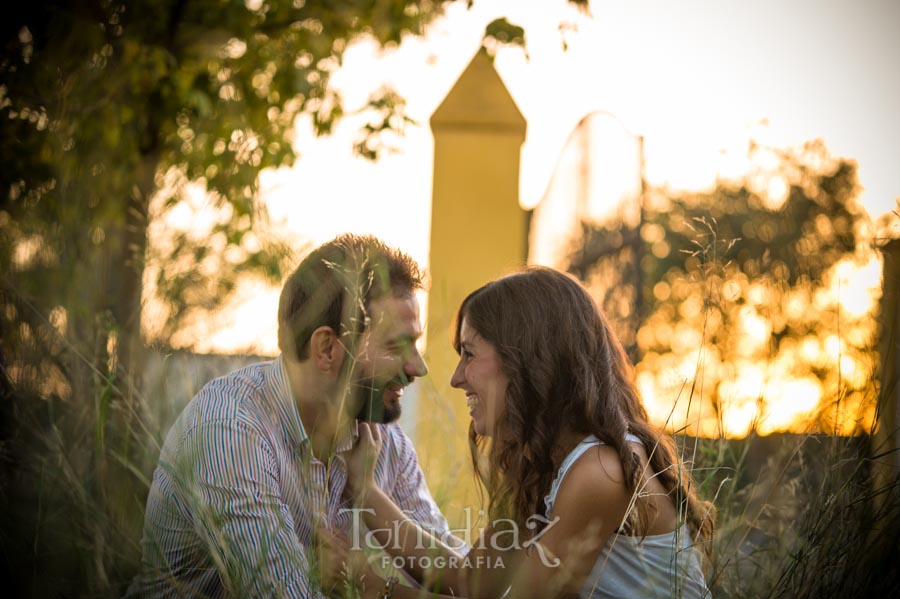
1,0 -> 453,403
1,2 -> 455,592
571,141 -> 877,436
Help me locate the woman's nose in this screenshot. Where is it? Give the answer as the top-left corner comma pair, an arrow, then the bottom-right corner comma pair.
450,358 -> 465,389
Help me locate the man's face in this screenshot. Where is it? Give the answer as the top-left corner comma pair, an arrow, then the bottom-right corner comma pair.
342,293 -> 427,423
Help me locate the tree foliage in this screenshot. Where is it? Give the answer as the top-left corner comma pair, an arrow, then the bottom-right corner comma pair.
571,142 -> 877,436
1,0 -> 450,396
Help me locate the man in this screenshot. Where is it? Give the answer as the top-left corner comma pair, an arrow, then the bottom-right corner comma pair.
127,234 -> 456,598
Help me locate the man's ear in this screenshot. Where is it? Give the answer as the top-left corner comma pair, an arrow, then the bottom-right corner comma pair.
308,326 -> 343,374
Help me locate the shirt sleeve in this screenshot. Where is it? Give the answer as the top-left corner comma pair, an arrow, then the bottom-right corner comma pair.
380,423 -> 470,555
176,418 -> 328,598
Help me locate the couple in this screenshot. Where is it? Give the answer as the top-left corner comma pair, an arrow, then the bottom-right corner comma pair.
127,234 -> 713,598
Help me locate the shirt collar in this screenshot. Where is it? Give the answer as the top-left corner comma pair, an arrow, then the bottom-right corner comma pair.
267,354 -> 308,449
337,419 -> 359,454
268,354 -> 359,454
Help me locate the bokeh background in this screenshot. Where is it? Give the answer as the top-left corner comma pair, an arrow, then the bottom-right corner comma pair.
2,0 -> 899,596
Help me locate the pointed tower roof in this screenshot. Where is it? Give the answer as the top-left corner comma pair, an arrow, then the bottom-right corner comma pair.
431,48 -> 526,134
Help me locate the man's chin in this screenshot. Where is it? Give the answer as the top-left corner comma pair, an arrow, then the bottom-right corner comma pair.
377,382 -> 406,423
382,399 -> 402,423
349,392 -> 401,424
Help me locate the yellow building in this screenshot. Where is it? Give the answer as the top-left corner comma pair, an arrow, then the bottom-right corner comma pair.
417,48 -> 527,527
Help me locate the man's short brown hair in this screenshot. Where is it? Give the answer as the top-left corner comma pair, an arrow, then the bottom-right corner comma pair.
277,234 -> 425,360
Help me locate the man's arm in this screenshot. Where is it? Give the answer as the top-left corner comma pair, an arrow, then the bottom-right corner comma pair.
380,423 -> 469,554
348,424 -> 518,597
175,418 -> 328,598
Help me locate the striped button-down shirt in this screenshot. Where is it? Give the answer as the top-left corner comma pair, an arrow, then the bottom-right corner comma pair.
127,356 -> 456,598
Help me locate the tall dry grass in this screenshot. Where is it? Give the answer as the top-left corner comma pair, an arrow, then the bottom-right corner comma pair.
2,259 -> 899,597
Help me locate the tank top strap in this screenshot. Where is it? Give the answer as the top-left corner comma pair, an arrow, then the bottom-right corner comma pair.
624,432 -> 642,444
543,433 -> 644,517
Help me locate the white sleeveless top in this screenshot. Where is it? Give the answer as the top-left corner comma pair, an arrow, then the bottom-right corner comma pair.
543,435 -> 710,599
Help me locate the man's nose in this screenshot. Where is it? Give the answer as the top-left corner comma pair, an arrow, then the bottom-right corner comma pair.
404,347 -> 428,380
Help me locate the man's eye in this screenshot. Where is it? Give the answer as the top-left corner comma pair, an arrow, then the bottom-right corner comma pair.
388,340 -> 410,354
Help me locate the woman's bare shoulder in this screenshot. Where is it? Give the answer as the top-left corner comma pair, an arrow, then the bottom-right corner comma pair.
552,444 -> 630,528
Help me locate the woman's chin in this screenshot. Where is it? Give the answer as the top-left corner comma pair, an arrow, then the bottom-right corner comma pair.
473,421 -> 492,437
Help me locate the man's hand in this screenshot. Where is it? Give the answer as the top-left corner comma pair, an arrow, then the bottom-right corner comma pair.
344,422 -> 383,504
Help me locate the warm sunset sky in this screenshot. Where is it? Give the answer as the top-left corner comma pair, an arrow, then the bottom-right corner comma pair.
184,0 -> 900,354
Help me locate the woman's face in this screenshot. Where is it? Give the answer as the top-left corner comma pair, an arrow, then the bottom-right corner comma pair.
450,316 -> 508,437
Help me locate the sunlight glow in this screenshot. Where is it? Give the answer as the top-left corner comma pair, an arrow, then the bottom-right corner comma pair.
758,377 -> 821,434
830,256 -> 883,318
49,306 -> 67,337
720,399 -> 759,439
144,1 -> 894,439
720,364 -> 765,406
737,306 -> 771,356
636,250 -> 883,437
170,279 -> 280,355
12,235 -> 43,269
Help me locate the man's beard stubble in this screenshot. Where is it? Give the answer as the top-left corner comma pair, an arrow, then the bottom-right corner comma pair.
344,373 -> 406,424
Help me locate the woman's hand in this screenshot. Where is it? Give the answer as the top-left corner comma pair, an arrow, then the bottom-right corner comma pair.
344,422 -> 383,505
316,525 -> 371,597
316,526 -> 351,596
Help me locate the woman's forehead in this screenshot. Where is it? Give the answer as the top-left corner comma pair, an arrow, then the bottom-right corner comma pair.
458,317 -> 487,344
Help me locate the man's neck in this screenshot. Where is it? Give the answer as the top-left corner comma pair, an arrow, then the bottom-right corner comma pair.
297,400 -> 351,461
283,356 -> 352,461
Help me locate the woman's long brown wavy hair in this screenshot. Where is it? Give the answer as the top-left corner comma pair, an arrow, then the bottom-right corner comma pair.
454,267 -> 715,551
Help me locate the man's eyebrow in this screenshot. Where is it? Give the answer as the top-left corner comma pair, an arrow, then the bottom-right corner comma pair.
388,332 -> 421,345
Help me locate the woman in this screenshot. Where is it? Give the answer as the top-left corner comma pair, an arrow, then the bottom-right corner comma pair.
344,267 -> 714,599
